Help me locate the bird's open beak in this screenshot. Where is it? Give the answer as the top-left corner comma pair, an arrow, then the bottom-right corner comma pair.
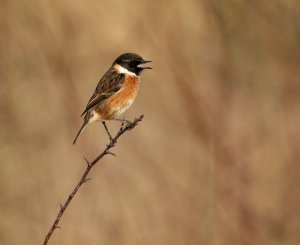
138,60 -> 152,69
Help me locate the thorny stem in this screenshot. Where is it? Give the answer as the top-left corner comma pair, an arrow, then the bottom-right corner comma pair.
43,115 -> 144,245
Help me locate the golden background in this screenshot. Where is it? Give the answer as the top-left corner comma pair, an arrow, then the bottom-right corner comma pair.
1,0 -> 300,244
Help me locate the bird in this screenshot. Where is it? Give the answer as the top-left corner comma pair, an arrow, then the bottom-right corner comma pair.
73,53 -> 152,144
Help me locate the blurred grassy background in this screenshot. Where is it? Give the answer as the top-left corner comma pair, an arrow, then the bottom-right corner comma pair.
1,0 -> 300,244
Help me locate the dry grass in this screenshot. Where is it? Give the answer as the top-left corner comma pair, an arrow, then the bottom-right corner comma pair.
1,0 -> 300,244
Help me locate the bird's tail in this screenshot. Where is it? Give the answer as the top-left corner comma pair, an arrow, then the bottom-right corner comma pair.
73,121 -> 88,144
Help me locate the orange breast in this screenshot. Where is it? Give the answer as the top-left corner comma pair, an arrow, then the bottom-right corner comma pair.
98,75 -> 140,119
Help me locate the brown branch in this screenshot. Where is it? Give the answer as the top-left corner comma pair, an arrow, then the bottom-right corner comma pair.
43,115 -> 144,245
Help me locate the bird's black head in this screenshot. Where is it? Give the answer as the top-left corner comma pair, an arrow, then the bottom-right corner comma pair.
113,53 -> 152,76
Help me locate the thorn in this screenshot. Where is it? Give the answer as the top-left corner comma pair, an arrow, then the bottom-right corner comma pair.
83,178 -> 92,183
106,141 -> 115,147
84,157 -> 91,166
59,203 -> 63,210
106,150 -> 116,157
54,225 -> 61,229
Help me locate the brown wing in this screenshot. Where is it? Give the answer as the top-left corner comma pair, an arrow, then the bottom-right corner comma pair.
80,70 -> 125,116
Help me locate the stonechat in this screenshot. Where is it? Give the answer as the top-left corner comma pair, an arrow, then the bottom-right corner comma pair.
73,53 -> 151,144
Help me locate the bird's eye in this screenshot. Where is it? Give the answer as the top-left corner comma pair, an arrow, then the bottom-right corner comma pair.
130,61 -> 136,66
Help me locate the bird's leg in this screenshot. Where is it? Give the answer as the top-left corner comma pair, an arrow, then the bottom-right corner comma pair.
102,121 -> 113,143
113,118 -> 132,124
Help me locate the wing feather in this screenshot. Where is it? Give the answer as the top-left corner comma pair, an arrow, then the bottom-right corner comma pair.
81,70 -> 125,116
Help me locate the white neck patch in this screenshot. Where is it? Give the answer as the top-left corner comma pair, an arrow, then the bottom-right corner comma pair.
114,64 -> 138,77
